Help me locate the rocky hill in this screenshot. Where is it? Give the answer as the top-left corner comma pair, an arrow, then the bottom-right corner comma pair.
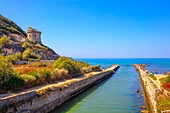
0,14 -> 59,61
0,14 -> 27,37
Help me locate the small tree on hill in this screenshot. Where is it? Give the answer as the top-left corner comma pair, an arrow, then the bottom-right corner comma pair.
0,36 -> 10,48
6,52 -> 22,64
0,55 -> 14,85
22,42 -> 28,48
22,48 -> 41,61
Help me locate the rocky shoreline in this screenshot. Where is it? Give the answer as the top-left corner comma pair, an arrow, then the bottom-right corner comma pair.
133,64 -> 157,113
133,64 -> 170,113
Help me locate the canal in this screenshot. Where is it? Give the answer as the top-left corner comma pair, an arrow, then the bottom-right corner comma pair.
51,59 -> 146,113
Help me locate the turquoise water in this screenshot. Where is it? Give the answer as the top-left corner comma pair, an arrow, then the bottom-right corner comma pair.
51,58 -> 170,113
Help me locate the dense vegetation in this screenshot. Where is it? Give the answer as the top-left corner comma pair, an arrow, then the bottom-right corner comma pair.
21,42 -> 56,61
6,52 -> 22,64
0,14 -> 27,37
22,48 -> 41,61
0,56 -> 99,92
0,36 -> 58,61
0,38 -> 50,62
52,57 -> 90,75
0,14 -> 99,92
0,55 -> 13,84
0,14 -> 59,61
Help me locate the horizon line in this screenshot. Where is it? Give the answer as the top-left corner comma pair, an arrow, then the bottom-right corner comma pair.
73,57 -> 170,59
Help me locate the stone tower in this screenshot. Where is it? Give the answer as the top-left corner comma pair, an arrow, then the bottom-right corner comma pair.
27,27 -> 42,44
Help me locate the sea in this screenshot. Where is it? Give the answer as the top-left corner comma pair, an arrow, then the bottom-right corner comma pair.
51,58 -> 170,113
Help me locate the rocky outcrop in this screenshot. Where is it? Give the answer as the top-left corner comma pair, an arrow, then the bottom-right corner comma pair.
0,65 -> 119,113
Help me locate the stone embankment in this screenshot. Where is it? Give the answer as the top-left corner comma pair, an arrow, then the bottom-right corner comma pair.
133,64 -> 159,113
0,65 -> 119,113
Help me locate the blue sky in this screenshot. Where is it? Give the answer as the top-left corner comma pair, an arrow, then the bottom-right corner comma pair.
0,0 -> 170,58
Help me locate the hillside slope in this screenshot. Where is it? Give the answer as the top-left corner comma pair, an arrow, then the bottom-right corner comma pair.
0,14 -> 27,37
0,14 -> 59,60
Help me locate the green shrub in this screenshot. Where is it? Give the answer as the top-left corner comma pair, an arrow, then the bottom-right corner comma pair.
0,36 -> 10,47
165,76 -> 170,83
6,52 -> 22,64
91,65 -> 100,71
20,74 -> 36,86
82,67 -> 92,73
0,55 -> 14,84
6,55 -> 14,63
44,70 -> 51,79
2,74 -> 25,90
51,68 -> 60,81
51,68 -> 69,81
53,57 -> 80,75
23,69 -> 52,84
157,100 -> 170,111
160,76 -> 170,85
0,49 -> 4,53
15,52 -> 22,60
76,61 -> 90,68
22,42 -> 28,48
22,48 -> 31,60
22,48 -> 41,61
27,71 -> 39,80
35,69 -> 51,83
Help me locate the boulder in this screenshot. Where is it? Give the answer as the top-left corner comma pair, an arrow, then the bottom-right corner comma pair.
140,106 -> 146,109
136,89 -> 140,93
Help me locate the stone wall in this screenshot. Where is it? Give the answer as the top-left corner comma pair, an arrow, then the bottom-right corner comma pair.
0,65 -> 119,113
140,72 -> 159,113
134,65 -> 160,113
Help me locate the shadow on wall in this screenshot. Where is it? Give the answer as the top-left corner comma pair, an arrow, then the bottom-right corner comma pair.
50,78 -> 110,113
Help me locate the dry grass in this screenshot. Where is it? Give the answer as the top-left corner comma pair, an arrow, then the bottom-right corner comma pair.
156,94 -> 170,112
13,64 -> 51,74
13,64 -> 71,86
3,63 -> 92,92
51,68 -> 70,81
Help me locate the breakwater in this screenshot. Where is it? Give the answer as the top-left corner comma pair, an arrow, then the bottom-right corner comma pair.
133,64 -> 159,113
134,64 -> 170,113
0,65 -> 119,113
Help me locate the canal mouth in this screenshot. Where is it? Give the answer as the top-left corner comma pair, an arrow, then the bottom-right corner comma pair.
51,65 -> 146,113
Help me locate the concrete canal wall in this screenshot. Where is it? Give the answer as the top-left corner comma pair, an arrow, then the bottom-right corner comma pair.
0,65 -> 119,113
